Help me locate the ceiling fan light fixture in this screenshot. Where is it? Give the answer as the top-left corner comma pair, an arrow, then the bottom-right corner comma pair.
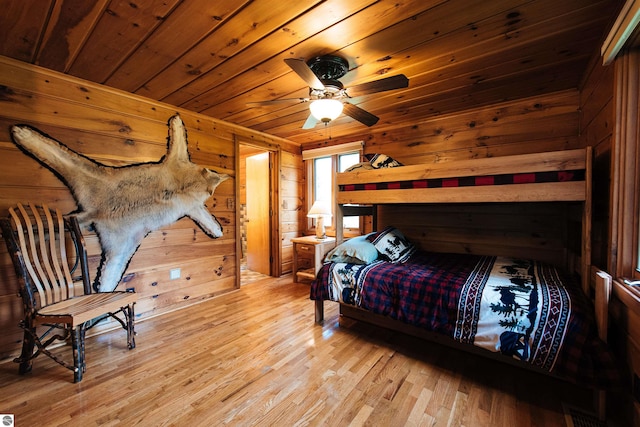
309,98 -> 343,123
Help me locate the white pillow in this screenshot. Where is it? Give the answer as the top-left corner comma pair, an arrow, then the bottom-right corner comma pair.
344,162 -> 374,172
324,234 -> 379,264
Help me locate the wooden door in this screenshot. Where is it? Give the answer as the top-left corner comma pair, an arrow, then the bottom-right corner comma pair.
246,152 -> 270,275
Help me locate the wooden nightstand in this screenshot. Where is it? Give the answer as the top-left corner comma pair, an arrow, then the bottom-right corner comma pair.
291,236 -> 336,283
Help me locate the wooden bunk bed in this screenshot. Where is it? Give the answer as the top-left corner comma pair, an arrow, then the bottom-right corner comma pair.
316,147 -> 593,321
311,147 -> 622,402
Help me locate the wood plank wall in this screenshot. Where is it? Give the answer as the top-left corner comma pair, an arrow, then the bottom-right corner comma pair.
362,90 -> 583,164
0,56 -> 303,361
281,150 -> 306,273
581,56 -> 614,271
345,90 -> 584,269
581,51 -> 640,421
377,202 -> 577,269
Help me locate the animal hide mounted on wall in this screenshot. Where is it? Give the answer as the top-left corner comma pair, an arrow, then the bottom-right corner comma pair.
10,114 -> 229,292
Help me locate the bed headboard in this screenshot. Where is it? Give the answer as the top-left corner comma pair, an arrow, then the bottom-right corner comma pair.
375,202 -> 581,269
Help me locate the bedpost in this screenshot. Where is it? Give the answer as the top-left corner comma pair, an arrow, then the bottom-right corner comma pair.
594,268 -> 612,421
582,146 -> 593,294
335,201 -> 344,244
315,299 -> 324,323
594,269 -> 611,341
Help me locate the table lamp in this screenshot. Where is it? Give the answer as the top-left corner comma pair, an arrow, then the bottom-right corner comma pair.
307,200 -> 332,239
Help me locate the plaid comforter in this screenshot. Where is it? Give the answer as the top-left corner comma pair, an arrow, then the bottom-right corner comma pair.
310,250 -> 622,389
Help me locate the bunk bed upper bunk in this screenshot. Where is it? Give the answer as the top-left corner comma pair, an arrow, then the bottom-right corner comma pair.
332,147 -> 592,294
336,148 -> 590,205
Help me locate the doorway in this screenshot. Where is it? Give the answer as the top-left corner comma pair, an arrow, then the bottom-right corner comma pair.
239,143 -> 277,285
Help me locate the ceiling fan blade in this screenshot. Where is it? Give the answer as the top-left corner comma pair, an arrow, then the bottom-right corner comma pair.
302,114 -> 319,129
343,103 -> 379,127
347,74 -> 409,97
284,58 -> 325,90
247,97 -> 309,106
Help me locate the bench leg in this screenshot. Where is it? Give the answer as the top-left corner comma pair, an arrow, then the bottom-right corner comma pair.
125,303 -> 136,350
15,324 -> 35,375
72,325 -> 86,383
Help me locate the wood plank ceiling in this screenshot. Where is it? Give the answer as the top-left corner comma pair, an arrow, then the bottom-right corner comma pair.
0,0 -> 621,147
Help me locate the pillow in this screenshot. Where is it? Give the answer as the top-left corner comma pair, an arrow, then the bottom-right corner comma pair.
343,162 -> 374,172
324,234 -> 379,265
365,153 -> 403,168
367,226 -> 416,263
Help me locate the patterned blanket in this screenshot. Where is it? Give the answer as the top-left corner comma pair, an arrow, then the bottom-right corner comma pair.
310,250 -> 622,388
453,256 -> 569,372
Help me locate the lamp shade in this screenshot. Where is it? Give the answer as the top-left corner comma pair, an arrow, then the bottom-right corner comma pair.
307,200 -> 332,218
309,99 -> 343,123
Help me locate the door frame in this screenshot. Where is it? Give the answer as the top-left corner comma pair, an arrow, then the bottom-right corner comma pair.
235,136 -> 281,288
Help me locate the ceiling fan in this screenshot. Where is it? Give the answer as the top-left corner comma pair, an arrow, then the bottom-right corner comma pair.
249,55 -> 409,129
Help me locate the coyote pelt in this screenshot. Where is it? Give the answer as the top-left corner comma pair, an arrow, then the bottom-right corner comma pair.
10,114 -> 229,292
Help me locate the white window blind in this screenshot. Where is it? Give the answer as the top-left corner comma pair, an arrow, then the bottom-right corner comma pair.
302,141 -> 363,160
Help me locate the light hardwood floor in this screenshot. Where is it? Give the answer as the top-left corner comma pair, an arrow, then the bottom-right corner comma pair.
0,275 -> 619,426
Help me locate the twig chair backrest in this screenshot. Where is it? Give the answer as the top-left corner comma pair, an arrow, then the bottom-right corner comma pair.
7,203 -> 90,309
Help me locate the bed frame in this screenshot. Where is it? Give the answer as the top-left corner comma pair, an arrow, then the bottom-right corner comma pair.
313,147 -> 613,417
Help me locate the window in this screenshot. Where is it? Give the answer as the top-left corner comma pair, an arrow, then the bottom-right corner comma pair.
610,48 -> 640,282
312,156 -> 332,205
303,142 -> 363,235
